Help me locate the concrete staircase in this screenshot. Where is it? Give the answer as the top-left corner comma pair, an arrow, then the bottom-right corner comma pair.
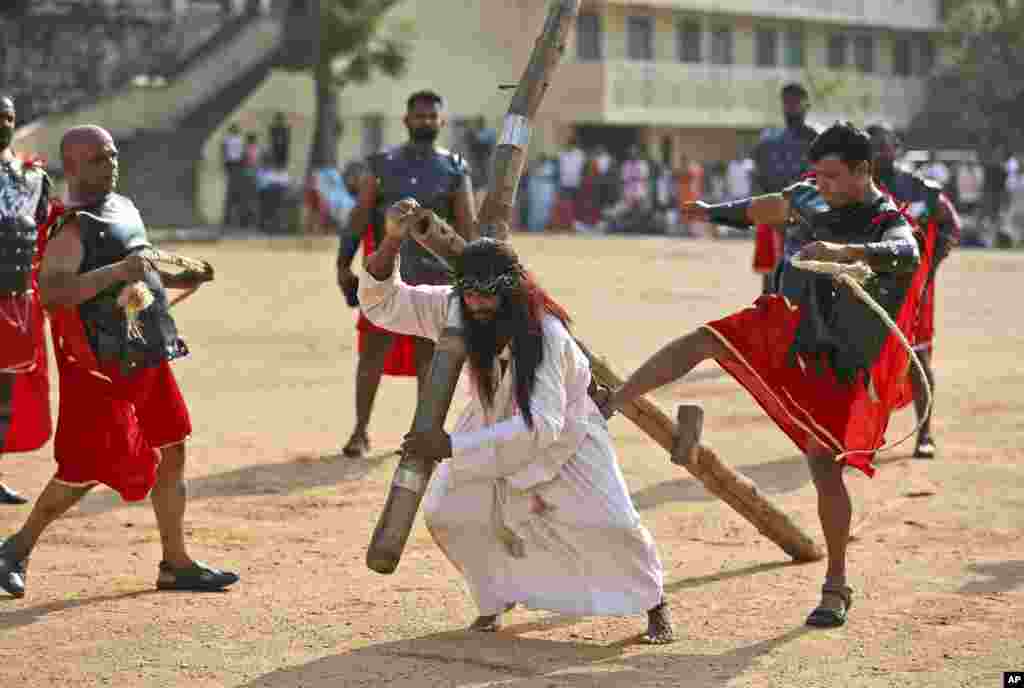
14,12 -> 284,226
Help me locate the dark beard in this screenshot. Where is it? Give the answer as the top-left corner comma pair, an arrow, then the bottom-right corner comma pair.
462,294 -> 543,428
409,127 -> 439,144
784,113 -> 806,129
464,309 -> 502,410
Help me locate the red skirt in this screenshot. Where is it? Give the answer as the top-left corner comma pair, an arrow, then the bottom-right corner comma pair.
891,218 -> 939,410
1,294 -> 51,453
1,201 -> 61,453
705,292 -> 919,476
752,224 -> 783,274
357,226 -> 417,377
48,305 -> 191,501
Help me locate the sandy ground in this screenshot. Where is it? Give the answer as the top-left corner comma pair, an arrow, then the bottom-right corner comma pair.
0,234 -> 1021,688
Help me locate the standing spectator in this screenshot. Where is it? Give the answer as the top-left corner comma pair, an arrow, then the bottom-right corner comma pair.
593,144 -> 617,214
221,123 -> 245,226
676,154 -> 704,236
981,146 -> 1012,247
726,153 -> 755,201
527,155 -> 558,232
575,152 -> 601,232
304,163 -> 358,237
268,112 -> 291,170
621,145 -> 651,209
554,137 -> 585,228
239,132 -> 262,227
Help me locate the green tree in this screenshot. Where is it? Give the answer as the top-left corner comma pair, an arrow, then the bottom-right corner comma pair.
909,0 -> 1024,153
280,0 -> 412,170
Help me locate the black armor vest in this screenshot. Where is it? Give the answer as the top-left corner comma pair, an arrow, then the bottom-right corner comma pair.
68,194 -> 187,372
781,181 -> 916,386
752,123 -> 818,193
0,159 -> 48,295
368,145 -> 468,285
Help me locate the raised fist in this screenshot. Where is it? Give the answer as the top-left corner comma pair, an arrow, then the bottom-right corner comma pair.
384,198 -> 424,242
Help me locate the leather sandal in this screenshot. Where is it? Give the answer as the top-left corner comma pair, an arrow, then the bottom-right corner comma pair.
157,560 -> 239,592
806,582 -> 854,628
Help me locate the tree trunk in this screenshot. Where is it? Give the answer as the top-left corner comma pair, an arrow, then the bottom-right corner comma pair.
309,58 -> 338,170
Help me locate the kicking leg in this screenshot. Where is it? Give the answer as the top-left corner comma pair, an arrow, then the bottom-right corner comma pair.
610,327 -> 731,411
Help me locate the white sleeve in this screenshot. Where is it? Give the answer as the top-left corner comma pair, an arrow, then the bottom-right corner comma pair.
451,415 -> 530,453
357,259 -> 453,342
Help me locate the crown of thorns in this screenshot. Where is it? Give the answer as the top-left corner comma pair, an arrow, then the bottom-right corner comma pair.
452,267 -> 522,296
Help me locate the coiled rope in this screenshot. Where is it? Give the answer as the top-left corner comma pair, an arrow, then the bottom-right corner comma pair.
790,258 -> 931,462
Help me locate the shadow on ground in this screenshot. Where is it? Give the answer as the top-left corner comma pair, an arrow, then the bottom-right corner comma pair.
0,589 -> 159,631
959,560 -> 1024,595
67,449 -> 398,518
240,624 -> 813,687
631,455 -> 811,510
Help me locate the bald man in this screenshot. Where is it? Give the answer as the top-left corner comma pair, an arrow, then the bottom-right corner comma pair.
0,95 -> 55,505
0,126 -> 238,598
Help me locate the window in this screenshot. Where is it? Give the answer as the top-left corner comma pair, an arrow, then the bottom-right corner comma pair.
676,19 -> 701,63
892,36 -> 911,76
626,16 -> 654,61
827,33 -> 847,69
854,35 -> 874,73
918,36 -> 935,74
756,28 -> 777,67
711,26 -> 733,65
576,12 -> 603,61
361,115 -> 384,157
784,29 -> 805,68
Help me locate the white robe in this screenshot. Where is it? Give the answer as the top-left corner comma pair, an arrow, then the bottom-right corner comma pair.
359,265 -> 664,616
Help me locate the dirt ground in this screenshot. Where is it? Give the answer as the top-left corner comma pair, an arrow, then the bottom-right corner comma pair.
1,235 -> 1021,688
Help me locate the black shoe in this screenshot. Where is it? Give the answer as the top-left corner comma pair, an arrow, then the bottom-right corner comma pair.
0,484 -> 28,505
156,560 -> 239,592
0,539 -> 27,598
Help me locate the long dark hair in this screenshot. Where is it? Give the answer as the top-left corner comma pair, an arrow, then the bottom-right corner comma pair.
457,240 -> 571,428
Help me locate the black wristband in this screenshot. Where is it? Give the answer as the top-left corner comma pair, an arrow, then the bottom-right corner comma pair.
706,199 -> 753,229
863,239 -> 919,273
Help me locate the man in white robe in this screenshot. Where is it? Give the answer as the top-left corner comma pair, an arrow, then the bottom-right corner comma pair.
358,200 -> 673,643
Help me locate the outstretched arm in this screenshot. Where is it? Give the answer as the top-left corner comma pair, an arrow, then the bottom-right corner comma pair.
683,193 -> 792,229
